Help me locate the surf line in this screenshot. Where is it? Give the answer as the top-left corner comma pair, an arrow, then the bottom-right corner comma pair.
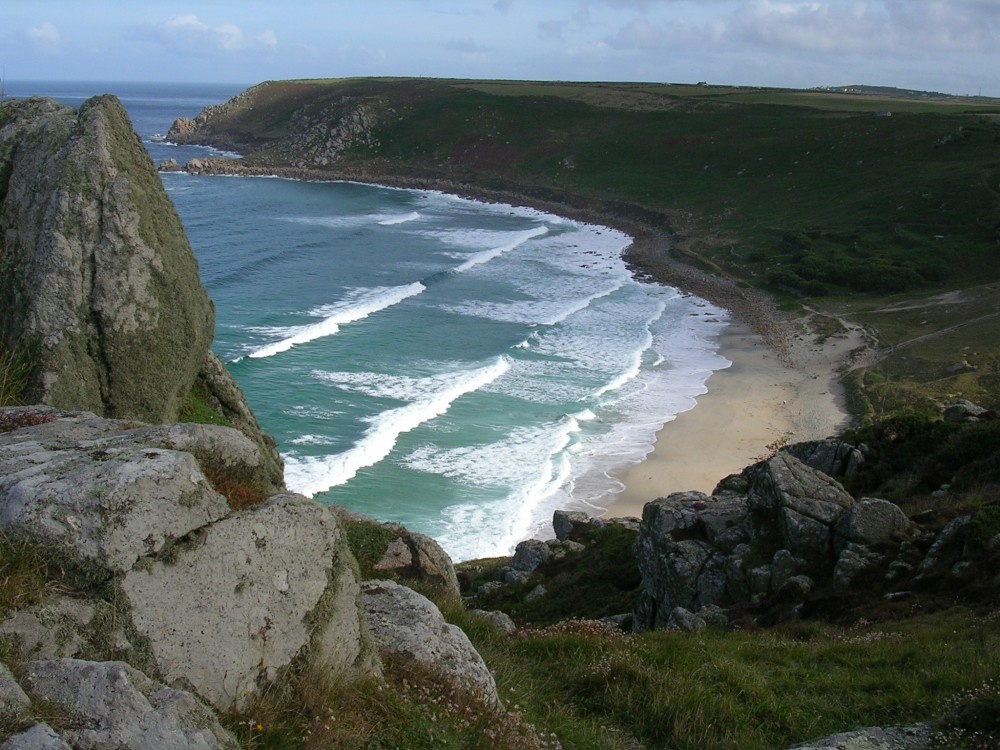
284,356 -> 512,497
247,282 -> 425,359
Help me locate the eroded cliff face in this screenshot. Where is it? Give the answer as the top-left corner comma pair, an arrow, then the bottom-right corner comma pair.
0,95 -> 214,424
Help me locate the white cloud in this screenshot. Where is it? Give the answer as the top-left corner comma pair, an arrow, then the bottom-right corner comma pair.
134,14 -> 277,56
25,21 -> 61,51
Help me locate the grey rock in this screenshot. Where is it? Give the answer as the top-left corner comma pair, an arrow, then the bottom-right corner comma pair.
0,420 -> 231,574
501,567 -> 531,585
0,96 -> 214,424
553,510 -> 589,541
696,604 -> 729,628
778,575 -> 814,600
943,400 -> 988,423
22,659 -> 238,750
372,527 -> 460,596
914,515 -> 973,581
0,596 -> 108,661
192,353 -> 285,491
0,662 -> 31,723
748,566 -> 772,599
361,580 -> 498,704
0,724 -> 72,750
748,453 -> 854,523
787,722 -> 933,749
783,440 -> 865,480
547,539 -> 586,560
771,549 -> 797,591
121,493 -> 364,711
836,499 -> 909,550
834,544 -> 886,592
745,453 -> 855,572
510,539 -> 552,573
470,609 -> 517,634
477,581 -> 504,597
525,584 -> 548,602
667,607 -> 706,632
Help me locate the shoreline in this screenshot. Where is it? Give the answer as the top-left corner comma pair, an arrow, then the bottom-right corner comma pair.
171,158 -> 860,523
606,319 -> 855,518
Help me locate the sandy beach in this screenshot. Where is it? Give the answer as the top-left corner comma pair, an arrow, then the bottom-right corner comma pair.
606,315 -> 863,518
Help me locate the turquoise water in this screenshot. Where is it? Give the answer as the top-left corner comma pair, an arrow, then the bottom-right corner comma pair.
12,81 -> 731,560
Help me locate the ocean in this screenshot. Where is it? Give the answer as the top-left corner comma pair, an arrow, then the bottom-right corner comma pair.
7,81 -> 731,561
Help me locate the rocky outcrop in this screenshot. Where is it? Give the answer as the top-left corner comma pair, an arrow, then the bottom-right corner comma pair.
14,659 -> 239,750
0,96 -> 281,488
787,723 -> 933,750
360,580 -> 498,705
371,528 -> 460,597
631,447 -> 998,631
0,96 -> 214,424
0,409 -> 373,714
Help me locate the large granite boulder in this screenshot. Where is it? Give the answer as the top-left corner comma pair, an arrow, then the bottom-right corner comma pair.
0,410 -> 372,713
787,723 -> 932,749
18,659 -> 238,750
747,452 -> 855,571
361,580 -> 498,705
0,96 -> 214,424
372,528 -> 460,597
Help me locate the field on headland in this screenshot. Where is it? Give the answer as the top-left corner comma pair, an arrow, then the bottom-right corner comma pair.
172,77 -> 1000,420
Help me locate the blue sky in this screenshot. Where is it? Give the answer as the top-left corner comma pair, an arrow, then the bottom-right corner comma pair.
4,1 -> 999,96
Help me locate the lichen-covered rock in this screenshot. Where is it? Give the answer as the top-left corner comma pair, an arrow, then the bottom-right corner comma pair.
783,439 -> 865,480
787,722 -> 933,749
0,596 -> 122,662
835,498 -> 910,550
747,452 -> 855,570
0,662 -> 31,725
372,528 -> 460,596
0,723 -> 72,750
192,353 -> 285,491
510,539 -> 552,573
0,424 -> 231,575
470,609 -> 517,634
361,580 -> 498,704
121,493 -> 365,711
553,510 -> 589,541
21,659 -> 239,750
0,96 -> 214,424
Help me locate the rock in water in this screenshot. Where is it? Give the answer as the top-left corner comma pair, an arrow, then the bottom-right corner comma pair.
0,96 -> 214,424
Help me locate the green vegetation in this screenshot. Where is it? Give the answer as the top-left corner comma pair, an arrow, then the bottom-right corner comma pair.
340,517 -> 398,579
461,525 -> 642,626
0,341 -> 38,407
0,530 -> 62,615
216,605 -> 1000,750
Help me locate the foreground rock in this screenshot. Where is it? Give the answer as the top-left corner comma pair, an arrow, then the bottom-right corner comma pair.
17,659 -> 239,750
361,580 -> 498,705
787,723 -> 933,750
0,96 -> 213,425
0,96 -> 283,491
0,408 -> 373,713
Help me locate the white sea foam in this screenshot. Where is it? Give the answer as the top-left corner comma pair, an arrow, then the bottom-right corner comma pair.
421,418 -> 582,559
377,211 -> 421,225
284,357 -> 511,497
247,282 -> 425,358
446,226 -> 549,272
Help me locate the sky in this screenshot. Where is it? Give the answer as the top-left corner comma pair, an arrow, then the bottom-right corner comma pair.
4,1 -> 1000,97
